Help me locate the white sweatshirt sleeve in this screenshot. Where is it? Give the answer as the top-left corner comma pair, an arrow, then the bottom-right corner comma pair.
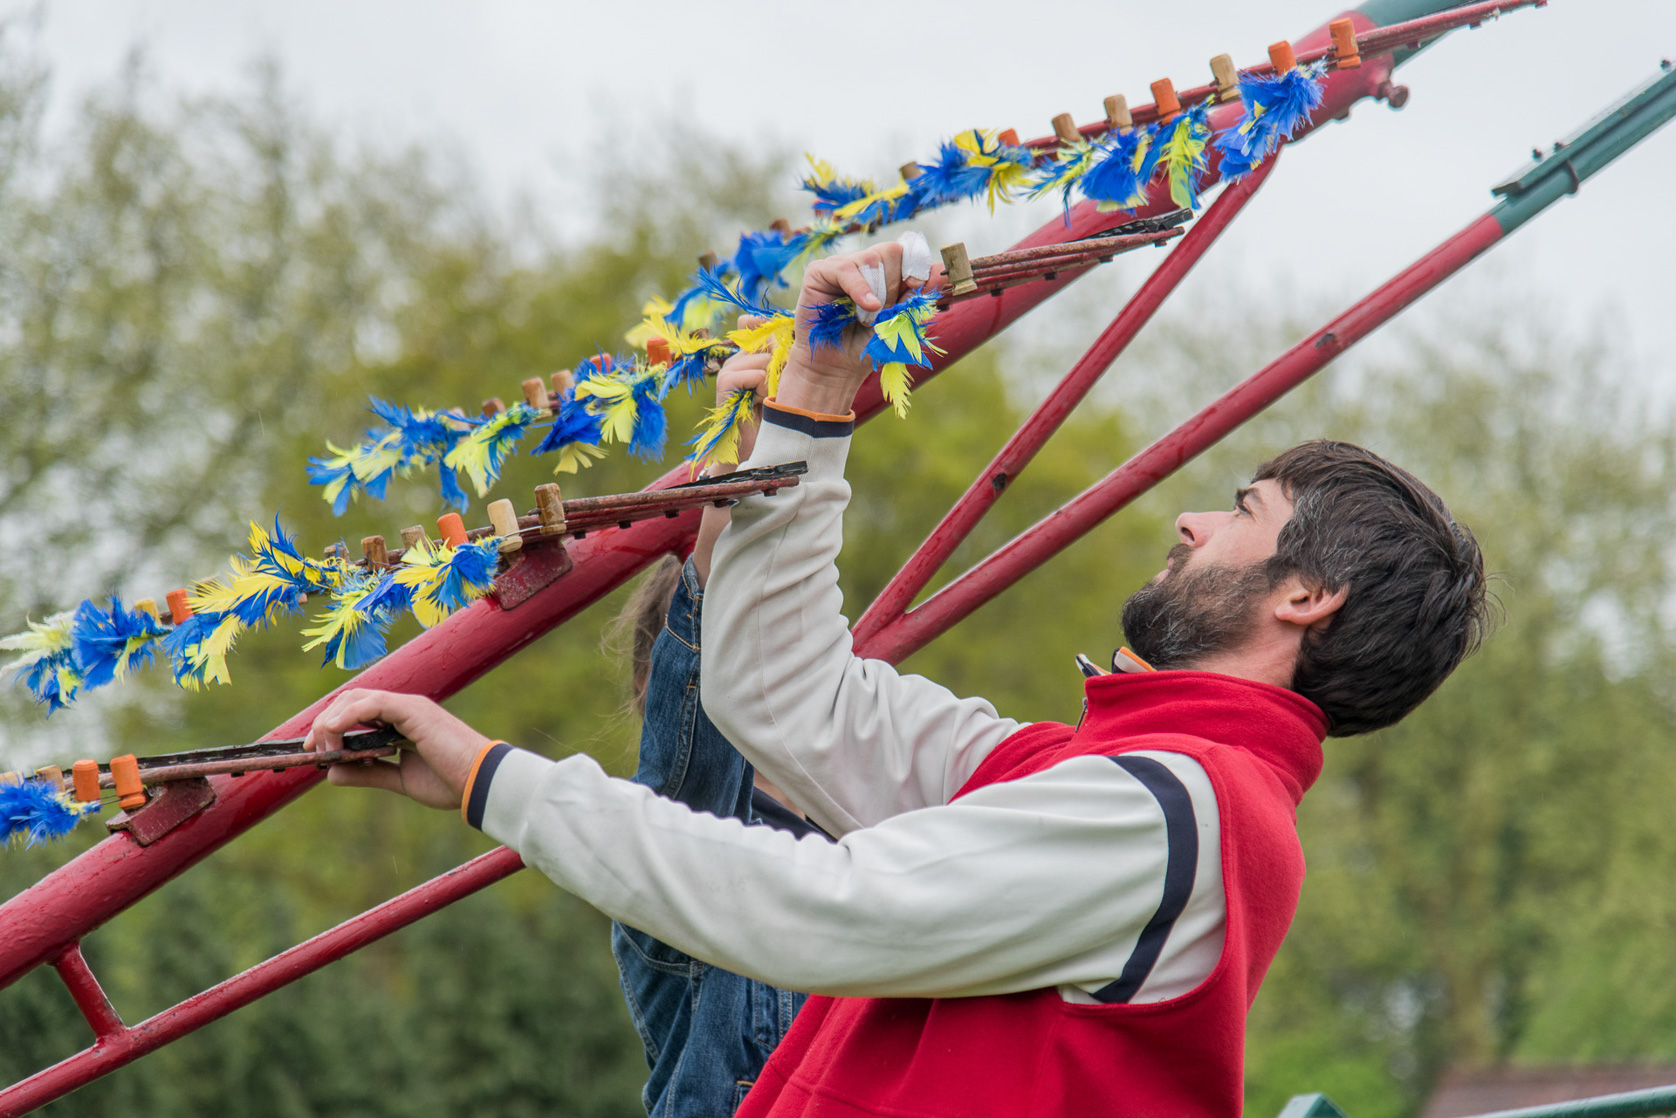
702,410 -> 1024,836
473,745 -> 1224,1002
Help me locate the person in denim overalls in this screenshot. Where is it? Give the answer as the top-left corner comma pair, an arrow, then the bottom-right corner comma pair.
611,554 -> 822,1117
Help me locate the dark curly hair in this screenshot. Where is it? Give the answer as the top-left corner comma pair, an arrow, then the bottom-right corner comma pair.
1253,440 -> 1491,736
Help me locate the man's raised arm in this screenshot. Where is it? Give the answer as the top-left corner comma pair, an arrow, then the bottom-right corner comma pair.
702,240 -> 1022,836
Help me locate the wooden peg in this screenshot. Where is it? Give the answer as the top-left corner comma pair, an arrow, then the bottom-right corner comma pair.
1151,78 -> 1181,121
165,589 -> 192,625
0,772 -> 19,786
110,754 -> 145,812
899,162 -> 922,181
400,525 -> 428,550
1210,54 -> 1240,101
646,337 -> 672,365
522,377 -> 550,411
535,484 -> 566,536
133,599 -> 159,621
1051,113 -> 1081,146
1104,94 -> 1132,130
1269,40 -> 1297,73
361,535 -> 388,567
71,760 -> 101,804
768,217 -> 791,237
996,129 -> 1019,147
551,369 -> 575,397
34,765 -> 64,791
487,499 -> 522,553
698,250 -> 720,272
940,243 -> 978,297
481,397 -> 506,417
437,513 -> 469,548
1329,19 -> 1360,68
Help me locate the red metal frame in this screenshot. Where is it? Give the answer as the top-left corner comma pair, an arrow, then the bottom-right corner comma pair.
0,5 -> 1559,1112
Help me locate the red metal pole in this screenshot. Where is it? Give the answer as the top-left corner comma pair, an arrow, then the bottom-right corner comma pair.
852,151 -> 1281,652
0,847 -> 522,1118
48,945 -> 124,1043
860,213 -> 1508,664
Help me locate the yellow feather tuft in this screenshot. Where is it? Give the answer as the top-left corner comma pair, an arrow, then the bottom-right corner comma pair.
878,364 -> 915,418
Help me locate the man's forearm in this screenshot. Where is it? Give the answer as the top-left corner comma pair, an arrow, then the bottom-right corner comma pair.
702,407 -> 1021,833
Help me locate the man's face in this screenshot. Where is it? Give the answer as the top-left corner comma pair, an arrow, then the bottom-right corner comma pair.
1120,479 -> 1295,669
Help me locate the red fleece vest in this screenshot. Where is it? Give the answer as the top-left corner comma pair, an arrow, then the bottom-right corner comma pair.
736,672 -> 1327,1118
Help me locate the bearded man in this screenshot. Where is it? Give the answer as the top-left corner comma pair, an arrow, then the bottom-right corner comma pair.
308,240 -> 1489,1118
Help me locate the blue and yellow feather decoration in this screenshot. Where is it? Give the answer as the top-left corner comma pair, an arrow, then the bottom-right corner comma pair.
1159,104 -> 1214,210
442,402 -> 544,498
1028,140 -> 1101,220
70,599 -> 166,692
1079,126 -> 1156,212
392,538 -> 501,628
1,613 -> 81,713
1,778 -> 100,847
1214,60 -> 1327,181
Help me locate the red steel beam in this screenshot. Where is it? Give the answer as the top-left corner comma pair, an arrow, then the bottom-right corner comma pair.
859,212 -> 1509,664
852,150 -> 1281,650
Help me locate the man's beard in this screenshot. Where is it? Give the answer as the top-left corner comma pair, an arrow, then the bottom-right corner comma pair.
1120,544 -> 1274,670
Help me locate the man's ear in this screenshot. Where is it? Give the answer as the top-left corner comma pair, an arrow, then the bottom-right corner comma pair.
1273,577 -> 1348,630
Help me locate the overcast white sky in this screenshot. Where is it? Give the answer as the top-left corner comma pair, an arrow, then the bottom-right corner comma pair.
13,0 -> 1676,385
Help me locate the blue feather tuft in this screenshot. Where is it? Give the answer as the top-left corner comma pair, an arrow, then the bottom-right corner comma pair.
807,300 -> 856,351
731,229 -> 809,303
71,599 -> 165,691
1079,128 -> 1152,212
1214,61 -> 1326,182
1,779 -> 99,847
912,139 -> 989,209
531,389 -> 605,457
694,270 -> 782,320
161,612 -> 224,689
434,540 -> 501,613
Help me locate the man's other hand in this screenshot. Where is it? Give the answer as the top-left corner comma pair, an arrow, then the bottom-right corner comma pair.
779,234 -> 939,416
304,689 -> 493,811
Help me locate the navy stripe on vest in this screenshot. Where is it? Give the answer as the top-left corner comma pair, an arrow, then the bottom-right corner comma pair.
1093,755 -> 1199,1004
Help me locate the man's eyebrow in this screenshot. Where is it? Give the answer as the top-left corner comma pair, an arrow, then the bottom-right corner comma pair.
1235,486 -> 1261,512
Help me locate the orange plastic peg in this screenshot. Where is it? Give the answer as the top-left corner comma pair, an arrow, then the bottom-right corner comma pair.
646,337 -> 672,365
71,760 -> 101,804
1329,19 -> 1360,68
1269,40 -> 1297,73
1151,78 -> 1181,121
996,129 -> 1019,147
110,754 -> 145,811
165,589 -> 192,625
437,513 -> 469,548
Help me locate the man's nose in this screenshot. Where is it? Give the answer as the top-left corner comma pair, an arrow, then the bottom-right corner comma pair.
1176,511 -> 1223,548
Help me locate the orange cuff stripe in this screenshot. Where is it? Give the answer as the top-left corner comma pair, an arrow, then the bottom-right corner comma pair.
764,397 -> 855,424
460,741 -> 506,824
